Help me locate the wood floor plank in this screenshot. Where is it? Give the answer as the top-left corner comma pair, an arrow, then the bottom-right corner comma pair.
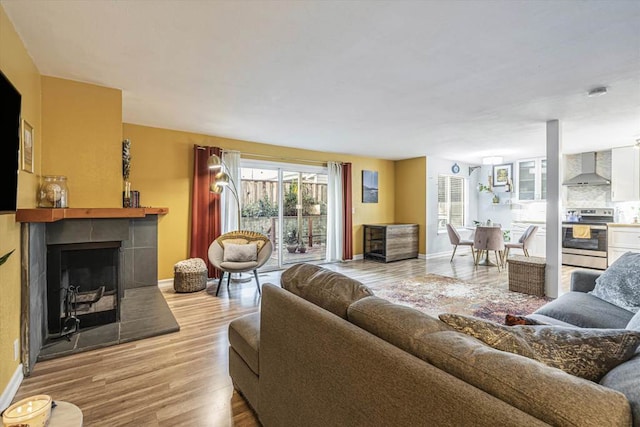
13,256 -> 586,425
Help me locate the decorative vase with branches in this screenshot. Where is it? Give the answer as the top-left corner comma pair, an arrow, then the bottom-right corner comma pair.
0,249 -> 15,266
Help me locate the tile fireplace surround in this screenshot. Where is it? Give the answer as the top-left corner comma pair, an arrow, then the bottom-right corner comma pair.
18,208 -> 170,374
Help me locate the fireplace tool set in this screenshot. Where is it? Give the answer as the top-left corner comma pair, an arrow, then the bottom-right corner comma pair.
57,285 -> 80,341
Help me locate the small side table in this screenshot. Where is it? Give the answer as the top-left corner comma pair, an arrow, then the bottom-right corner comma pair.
50,401 -> 83,427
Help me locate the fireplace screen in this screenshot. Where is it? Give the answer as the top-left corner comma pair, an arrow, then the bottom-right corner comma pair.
47,241 -> 121,337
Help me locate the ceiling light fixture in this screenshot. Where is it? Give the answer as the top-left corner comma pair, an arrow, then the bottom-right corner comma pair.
482,156 -> 503,165
587,86 -> 608,97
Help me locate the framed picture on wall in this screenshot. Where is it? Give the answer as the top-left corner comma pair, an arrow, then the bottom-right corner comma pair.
21,119 -> 34,173
492,163 -> 512,187
362,170 -> 378,203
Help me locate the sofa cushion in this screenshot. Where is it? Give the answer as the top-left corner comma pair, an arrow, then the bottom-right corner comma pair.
533,291 -> 633,329
627,310 -> 640,331
347,296 -> 452,354
600,352 -> 640,426
223,242 -> 258,262
439,313 -> 640,382
525,313 -> 579,328
228,312 -> 260,375
281,263 -> 374,319
591,251 -> 640,312
420,331 -> 632,427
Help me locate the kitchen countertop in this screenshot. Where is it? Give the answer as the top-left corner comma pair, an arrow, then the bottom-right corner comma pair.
608,223 -> 640,228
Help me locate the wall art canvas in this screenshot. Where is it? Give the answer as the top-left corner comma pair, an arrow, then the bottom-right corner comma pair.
21,119 -> 34,173
362,170 -> 379,203
492,163 -> 512,187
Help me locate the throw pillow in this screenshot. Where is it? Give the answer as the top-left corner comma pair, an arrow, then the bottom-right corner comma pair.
223,243 -> 258,262
216,230 -> 269,253
439,313 -> 640,382
420,331 -> 631,427
281,263 -> 374,319
590,251 -> 640,313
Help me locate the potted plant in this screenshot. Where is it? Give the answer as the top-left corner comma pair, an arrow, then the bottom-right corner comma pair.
478,183 -> 492,193
286,230 -> 298,253
297,239 -> 307,253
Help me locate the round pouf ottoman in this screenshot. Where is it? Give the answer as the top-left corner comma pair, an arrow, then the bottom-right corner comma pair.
173,258 -> 208,292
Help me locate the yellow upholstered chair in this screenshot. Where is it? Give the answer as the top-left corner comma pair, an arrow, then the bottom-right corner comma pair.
208,231 -> 273,296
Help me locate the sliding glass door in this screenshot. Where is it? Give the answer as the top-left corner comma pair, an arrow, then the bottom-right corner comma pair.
240,161 -> 327,269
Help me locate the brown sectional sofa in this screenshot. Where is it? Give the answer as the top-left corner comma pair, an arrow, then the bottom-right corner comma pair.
228,264 -> 636,426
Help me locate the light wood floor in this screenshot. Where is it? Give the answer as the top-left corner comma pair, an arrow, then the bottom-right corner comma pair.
13,255 -> 586,426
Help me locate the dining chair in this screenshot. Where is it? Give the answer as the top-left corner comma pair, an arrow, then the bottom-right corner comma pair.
446,224 -> 475,263
473,226 -> 505,272
504,225 -> 538,265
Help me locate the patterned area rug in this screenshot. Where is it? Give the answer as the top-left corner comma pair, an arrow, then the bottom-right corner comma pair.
374,273 -> 552,324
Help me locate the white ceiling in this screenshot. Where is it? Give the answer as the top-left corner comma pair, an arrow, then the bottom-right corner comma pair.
3,1 -> 640,163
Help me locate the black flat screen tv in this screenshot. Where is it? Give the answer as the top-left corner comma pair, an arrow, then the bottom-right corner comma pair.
0,70 -> 22,213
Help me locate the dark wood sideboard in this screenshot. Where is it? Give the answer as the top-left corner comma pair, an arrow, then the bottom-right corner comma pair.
363,223 -> 419,262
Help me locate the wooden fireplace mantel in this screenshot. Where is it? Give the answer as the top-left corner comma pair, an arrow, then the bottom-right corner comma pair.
16,207 -> 169,223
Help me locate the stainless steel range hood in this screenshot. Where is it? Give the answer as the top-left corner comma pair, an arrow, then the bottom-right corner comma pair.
563,152 -> 611,186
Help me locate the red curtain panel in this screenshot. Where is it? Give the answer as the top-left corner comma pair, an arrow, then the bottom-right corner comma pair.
342,162 -> 353,260
189,145 -> 222,278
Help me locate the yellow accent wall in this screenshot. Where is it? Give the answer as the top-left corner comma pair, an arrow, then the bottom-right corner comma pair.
41,77 -> 122,207
0,3 -> 403,399
123,123 -> 396,279
394,157 -> 427,254
0,4 -> 42,397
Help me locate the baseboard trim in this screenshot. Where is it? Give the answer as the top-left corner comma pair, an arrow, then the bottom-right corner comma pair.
157,278 -> 173,286
0,364 -> 23,412
425,251 -> 450,260
352,254 -> 364,261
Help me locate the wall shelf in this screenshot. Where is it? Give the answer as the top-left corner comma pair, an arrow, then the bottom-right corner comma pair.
16,207 -> 168,223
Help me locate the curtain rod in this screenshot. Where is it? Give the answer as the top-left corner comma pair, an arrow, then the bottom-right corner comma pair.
238,151 -> 335,166
195,145 -> 339,165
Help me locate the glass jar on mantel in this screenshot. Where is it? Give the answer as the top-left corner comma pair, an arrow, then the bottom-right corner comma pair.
38,175 -> 68,208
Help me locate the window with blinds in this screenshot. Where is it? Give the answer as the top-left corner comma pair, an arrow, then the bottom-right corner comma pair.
438,175 -> 465,231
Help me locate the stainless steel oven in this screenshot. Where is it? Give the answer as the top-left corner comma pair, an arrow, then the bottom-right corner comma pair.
561,208 -> 613,270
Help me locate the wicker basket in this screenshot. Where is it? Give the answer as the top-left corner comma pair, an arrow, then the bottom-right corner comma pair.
507,255 -> 546,296
174,258 -> 208,292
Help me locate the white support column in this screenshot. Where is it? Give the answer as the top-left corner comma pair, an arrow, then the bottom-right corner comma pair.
545,120 -> 562,298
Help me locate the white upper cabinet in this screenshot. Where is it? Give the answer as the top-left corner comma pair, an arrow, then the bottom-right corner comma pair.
611,146 -> 640,201
516,158 -> 546,201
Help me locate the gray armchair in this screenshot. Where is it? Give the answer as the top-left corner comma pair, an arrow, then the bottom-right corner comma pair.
208,231 -> 273,296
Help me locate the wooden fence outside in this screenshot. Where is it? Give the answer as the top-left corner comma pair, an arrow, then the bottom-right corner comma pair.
240,180 -> 327,206
241,215 -> 327,247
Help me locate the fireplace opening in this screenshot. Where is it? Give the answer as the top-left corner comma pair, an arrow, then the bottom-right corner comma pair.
47,241 -> 121,339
